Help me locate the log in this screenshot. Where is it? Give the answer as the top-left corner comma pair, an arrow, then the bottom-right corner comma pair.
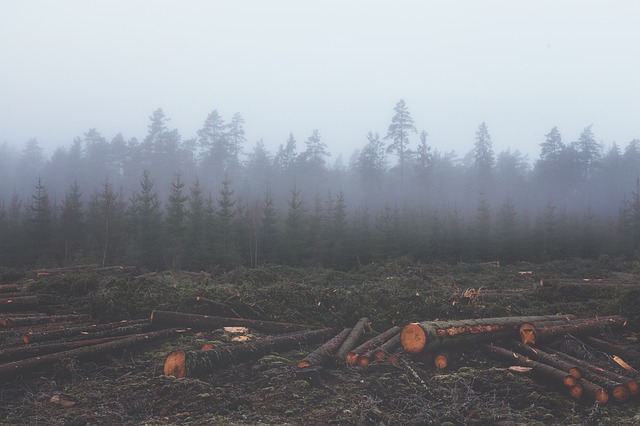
0,313 -> 91,327
372,333 -> 401,361
522,316 -> 627,346
433,350 -> 451,370
0,285 -> 22,293
537,278 -> 632,288
22,319 -> 148,344
195,296 -> 240,317
0,296 -> 40,311
543,347 -> 634,401
402,315 -> 571,354
0,329 -> 182,380
481,343 -> 578,389
334,317 -> 371,363
519,317 -> 577,345
583,336 -> 640,368
347,326 -> 401,366
164,327 -> 335,378
576,378 -> 610,404
0,336 -> 125,363
297,327 -> 352,368
512,342 -> 582,379
150,310 -> 312,334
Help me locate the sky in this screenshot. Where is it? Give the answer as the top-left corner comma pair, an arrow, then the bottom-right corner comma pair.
1,0 -> 640,163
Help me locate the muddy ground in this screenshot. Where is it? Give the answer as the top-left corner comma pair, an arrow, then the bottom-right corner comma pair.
1,258 -> 640,425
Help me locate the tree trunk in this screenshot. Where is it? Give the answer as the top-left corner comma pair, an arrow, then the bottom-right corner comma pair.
522,316 -> 626,346
347,326 -> 401,366
297,327 -> 352,368
401,315 -> 570,354
481,343 -> 579,390
22,319 -> 148,344
512,341 -> 582,379
0,296 -> 40,311
0,329 -> 182,380
543,347 -> 634,401
0,313 -> 91,328
150,310 -> 312,334
0,336 -> 125,363
0,285 -> 22,293
583,336 -> 640,368
372,333 -> 401,361
518,316 -> 576,345
164,327 -> 335,378
334,317 -> 371,364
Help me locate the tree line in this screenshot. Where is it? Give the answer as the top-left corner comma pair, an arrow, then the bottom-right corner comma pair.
1,100 -> 640,270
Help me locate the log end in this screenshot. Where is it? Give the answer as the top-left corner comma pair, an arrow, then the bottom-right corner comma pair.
563,375 -> 577,388
201,344 -> 215,351
627,380 -> 639,396
519,323 -> 536,346
568,367 -> 582,380
434,353 -> 449,370
345,352 -> 359,366
612,384 -> 630,402
22,335 -> 30,344
357,356 -> 370,367
372,350 -> 387,361
595,388 -> 609,404
400,323 -> 427,354
164,350 -> 187,378
297,360 -> 312,369
569,384 -> 583,399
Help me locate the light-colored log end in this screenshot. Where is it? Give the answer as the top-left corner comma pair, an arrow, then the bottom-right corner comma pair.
400,323 -> 426,354
569,384 -> 583,399
164,350 -> 187,378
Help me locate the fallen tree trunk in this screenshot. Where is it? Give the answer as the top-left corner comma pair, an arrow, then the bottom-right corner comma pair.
583,336 -> 640,368
481,343 -> 579,390
164,327 -> 335,378
522,316 -> 627,346
0,328 -> 182,380
512,342 -> 582,378
402,315 -> 571,354
519,317 -> 577,345
347,326 -> 401,366
0,335 -> 125,363
537,279 -> 632,288
150,310 -> 312,334
334,317 -> 371,364
372,333 -> 401,361
297,327 -> 352,368
0,313 -> 91,328
195,296 -> 240,317
433,350 -> 451,370
22,319 -> 148,344
0,296 -> 40,311
0,285 -> 22,294
543,347 -> 634,401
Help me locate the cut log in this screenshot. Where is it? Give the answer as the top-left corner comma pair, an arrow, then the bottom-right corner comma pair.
512,342 -> 582,379
522,316 -> 627,346
150,310 -> 312,334
334,317 -> 371,363
0,313 -> 92,328
0,328 -> 182,380
0,296 -> 40,311
195,296 -> 240,317
164,327 -> 335,378
576,378 -> 610,404
346,326 -> 401,366
0,285 -> 22,294
402,315 -> 571,354
542,347 -> 634,401
583,336 -> 640,368
372,333 -> 401,361
481,343 -> 578,389
433,350 -> 451,370
518,316 -> 576,345
0,336 -> 125,363
297,327 -> 352,368
22,319 -> 148,344
536,278 -> 632,288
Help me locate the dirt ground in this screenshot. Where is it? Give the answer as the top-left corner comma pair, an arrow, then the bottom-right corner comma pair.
1,258 -> 640,425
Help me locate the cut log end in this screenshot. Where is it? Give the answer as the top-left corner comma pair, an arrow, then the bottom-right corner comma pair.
569,384 -> 583,399
297,360 -> 312,369
434,353 -> 449,370
357,357 -> 371,367
201,344 -> 215,351
627,381 -> 639,396
612,384 -> 630,402
563,375 -> 577,388
568,367 -> 582,380
400,323 -> 426,354
345,352 -> 360,366
164,350 -> 187,378
22,335 -> 31,344
519,323 -> 536,345
595,388 -> 609,404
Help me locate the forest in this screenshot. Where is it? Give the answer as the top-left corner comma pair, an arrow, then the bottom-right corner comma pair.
1,99 -> 640,271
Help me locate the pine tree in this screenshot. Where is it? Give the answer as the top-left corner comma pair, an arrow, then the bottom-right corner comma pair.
215,176 -> 240,269
129,170 -> 163,269
385,99 -> 417,184
59,182 -> 83,266
260,191 -> 279,264
165,174 -> 188,269
473,122 -> 494,183
25,177 -> 54,265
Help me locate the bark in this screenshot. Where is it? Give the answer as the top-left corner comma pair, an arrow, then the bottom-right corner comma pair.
543,347 -> 634,400
334,317 -> 371,364
0,313 -> 91,328
372,333 -> 401,361
536,279 -> 632,288
0,296 -> 40,311
297,327 -> 352,368
0,285 -> 22,293
583,336 -> 640,368
164,327 -> 335,378
0,336 -> 125,363
512,342 -> 582,379
481,343 -> 578,389
195,296 -> 240,317
22,319 -> 148,344
523,316 -> 627,346
347,326 -> 401,366
519,316 -> 576,345
576,378 -> 610,403
0,329 -> 181,380
401,315 -> 571,354
150,310 -> 312,334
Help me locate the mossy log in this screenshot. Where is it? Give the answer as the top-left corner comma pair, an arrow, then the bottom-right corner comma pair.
401,315 -> 570,354
523,316 -> 626,346
0,313 -> 88,327
164,327 -> 335,378
22,319 -> 148,344
150,310 -> 312,334
334,317 -> 371,363
0,336 -> 125,363
347,326 -> 401,366
297,327 -> 352,368
481,343 -> 580,390
512,342 -> 582,378
543,347 -> 633,401
0,329 -> 181,380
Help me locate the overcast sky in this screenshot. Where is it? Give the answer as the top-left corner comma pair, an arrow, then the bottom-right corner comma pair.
1,1 -> 639,162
